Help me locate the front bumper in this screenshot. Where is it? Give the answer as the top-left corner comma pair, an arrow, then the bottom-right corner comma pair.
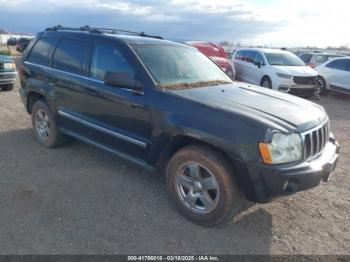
243,136 -> 340,203
272,77 -> 318,93
0,71 -> 17,85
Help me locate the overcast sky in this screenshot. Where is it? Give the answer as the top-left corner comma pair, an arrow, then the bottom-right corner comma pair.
0,0 -> 349,47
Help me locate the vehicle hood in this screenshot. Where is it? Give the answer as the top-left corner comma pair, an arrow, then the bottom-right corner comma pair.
273,65 -> 318,77
169,82 -> 327,132
210,56 -> 231,68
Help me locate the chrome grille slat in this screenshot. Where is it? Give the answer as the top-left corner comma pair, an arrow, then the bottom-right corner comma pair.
315,130 -> 320,153
321,126 -> 325,148
302,120 -> 330,160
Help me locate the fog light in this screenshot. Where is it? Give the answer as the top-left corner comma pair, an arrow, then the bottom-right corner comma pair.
282,179 -> 298,195
278,85 -> 291,92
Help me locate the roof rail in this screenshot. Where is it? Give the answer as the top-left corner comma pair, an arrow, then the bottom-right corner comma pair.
45,25 -> 163,39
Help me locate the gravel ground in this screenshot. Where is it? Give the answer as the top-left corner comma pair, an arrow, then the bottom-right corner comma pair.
0,80 -> 349,255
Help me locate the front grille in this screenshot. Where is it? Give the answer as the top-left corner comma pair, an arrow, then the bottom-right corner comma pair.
302,121 -> 330,160
293,76 -> 317,85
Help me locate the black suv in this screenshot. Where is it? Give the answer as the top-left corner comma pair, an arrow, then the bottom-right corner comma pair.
19,26 -> 340,226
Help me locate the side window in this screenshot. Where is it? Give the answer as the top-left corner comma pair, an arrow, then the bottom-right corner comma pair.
253,52 -> 264,64
244,51 -> 255,63
27,37 -> 55,66
316,55 -> 327,63
52,39 -> 87,75
235,50 -> 245,60
326,59 -> 349,71
90,44 -> 135,81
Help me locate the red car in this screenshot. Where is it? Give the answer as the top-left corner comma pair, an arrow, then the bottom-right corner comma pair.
186,41 -> 235,79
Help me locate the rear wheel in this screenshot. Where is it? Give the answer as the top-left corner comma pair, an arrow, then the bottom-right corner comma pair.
166,145 -> 245,226
31,100 -> 67,148
261,76 -> 272,89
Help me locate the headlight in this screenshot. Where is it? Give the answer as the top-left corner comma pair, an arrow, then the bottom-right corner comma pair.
4,62 -> 16,70
276,73 -> 292,79
259,132 -> 303,164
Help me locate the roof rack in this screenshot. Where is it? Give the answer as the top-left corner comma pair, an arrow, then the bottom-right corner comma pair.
45,25 -> 163,40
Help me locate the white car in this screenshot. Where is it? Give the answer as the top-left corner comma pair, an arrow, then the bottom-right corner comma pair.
233,48 -> 319,97
316,57 -> 350,94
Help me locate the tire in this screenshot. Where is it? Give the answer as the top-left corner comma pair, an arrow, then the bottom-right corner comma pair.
261,76 -> 272,89
166,145 -> 245,227
1,84 -> 14,91
31,100 -> 67,148
318,76 -> 329,96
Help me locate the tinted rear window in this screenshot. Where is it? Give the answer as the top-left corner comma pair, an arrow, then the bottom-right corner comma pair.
53,39 -> 87,75
27,37 -> 56,66
235,50 -> 245,60
244,51 -> 256,63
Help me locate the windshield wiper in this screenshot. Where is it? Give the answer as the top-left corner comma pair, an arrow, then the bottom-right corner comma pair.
159,80 -> 232,90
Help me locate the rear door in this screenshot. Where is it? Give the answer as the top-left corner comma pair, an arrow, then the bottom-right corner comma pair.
54,38 -> 151,161
245,51 -> 265,85
325,59 -> 350,91
240,50 -> 256,84
233,50 -> 245,81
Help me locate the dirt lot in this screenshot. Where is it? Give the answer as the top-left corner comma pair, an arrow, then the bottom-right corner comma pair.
0,80 -> 349,255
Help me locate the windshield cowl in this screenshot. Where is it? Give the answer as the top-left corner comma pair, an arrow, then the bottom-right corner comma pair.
159,80 -> 232,90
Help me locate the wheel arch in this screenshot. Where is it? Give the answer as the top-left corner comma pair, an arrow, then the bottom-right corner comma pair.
156,134 -> 237,175
260,75 -> 271,86
27,91 -> 46,114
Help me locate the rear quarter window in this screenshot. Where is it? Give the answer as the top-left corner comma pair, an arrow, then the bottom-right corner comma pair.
235,50 -> 245,60
27,37 -> 56,66
52,39 -> 88,75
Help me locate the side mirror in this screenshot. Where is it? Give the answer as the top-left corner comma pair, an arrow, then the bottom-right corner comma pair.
104,71 -> 143,90
253,61 -> 262,68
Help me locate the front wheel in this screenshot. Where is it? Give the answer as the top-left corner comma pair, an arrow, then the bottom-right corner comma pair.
261,76 -> 272,89
318,76 -> 329,95
166,145 -> 245,226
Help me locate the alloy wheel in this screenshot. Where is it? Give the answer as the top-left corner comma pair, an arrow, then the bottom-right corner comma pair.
175,162 -> 220,215
35,109 -> 51,141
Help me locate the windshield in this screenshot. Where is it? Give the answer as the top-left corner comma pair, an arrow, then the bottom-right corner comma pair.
264,52 -> 305,66
132,45 -> 232,90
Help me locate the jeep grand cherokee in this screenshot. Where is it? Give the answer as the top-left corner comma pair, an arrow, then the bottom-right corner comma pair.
19,26 -> 340,226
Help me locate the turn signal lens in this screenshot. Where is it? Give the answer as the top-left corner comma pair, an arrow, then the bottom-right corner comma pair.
259,143 -> 272,164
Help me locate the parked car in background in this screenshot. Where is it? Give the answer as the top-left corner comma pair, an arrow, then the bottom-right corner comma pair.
226,50 -> 235,60
233,48 -> 319,98
0,55 -> 17,91
7,38 -> 17,46
316,57 -> 350,94
19,26 -> 339,226
299,52 -> 345,68
16,38 -> 31,53
186,41 -> 235,79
